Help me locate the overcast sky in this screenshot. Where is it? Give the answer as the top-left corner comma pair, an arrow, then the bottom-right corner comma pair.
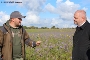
0,0 -> 90,28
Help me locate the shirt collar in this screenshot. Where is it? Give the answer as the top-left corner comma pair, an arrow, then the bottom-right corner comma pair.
78,20 -> 89,30
78,21 -> 86,27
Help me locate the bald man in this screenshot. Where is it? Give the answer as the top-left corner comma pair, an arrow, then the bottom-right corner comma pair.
72,10 -> 90,60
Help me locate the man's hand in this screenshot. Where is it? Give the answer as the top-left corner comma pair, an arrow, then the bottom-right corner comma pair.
36,41 -> 41,46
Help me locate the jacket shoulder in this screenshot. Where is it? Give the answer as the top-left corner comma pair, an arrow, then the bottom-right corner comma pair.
0,26 -> 7,34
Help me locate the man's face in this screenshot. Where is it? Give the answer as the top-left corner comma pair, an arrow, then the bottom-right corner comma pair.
74,12 -> 82,25
14,18 -> 22,27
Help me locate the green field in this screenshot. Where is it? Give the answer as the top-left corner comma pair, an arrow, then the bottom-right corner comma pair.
25,29 -> 75,60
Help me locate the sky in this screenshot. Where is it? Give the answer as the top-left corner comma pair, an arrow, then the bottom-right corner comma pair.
0,0 -> 90,28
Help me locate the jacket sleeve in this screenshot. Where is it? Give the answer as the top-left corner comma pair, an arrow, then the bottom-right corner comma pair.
24,30 -> 36,47
0,30 -> 3,47
0,30 -> 3,56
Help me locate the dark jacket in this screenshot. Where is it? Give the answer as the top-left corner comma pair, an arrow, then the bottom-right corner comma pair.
0,20 -> 36,60
72,20 -> 90,60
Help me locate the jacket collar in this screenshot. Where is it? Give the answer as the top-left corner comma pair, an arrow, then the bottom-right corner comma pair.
3,20 -> 23,34
78,20 -> 89,30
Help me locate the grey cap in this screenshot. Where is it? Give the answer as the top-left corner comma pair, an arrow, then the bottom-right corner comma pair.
10,11 -> 26,18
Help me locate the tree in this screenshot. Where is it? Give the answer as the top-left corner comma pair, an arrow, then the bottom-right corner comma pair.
51,26 -> 56,29
41,27 -> 48,29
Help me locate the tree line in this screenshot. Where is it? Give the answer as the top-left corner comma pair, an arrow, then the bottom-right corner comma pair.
23,26 -> 75,29
23,26 -> 59,29
0,26 -> 75,29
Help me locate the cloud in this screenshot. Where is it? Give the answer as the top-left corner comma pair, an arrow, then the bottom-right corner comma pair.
45,0 -> 80,21
50,18 -> 76,28
82,7 -> 88,11
56,0 -> 63,3
1,0 -> 89,28
6,0 -> 46,13
22,11 -> 40,25
45,3 -> 56,13
5,0 -> 46,26
0,11 -> 9,25
43,0 -> 80,28
20,0 -> 46,26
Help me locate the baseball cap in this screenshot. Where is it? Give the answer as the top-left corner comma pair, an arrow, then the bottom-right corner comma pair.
10,11 -> 26,18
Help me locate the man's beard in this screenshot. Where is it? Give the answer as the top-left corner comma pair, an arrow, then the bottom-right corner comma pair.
16,24 -> 21,27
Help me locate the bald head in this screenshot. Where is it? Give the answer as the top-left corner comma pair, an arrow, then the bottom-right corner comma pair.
74,10 -> 87,26
75,10 -> 86,20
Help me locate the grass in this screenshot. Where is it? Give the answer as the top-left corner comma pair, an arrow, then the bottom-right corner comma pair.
25,29 -> 75,60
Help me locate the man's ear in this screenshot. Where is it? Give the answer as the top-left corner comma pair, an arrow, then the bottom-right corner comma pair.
11,18 -> 15,22
81,16 -> 85,21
